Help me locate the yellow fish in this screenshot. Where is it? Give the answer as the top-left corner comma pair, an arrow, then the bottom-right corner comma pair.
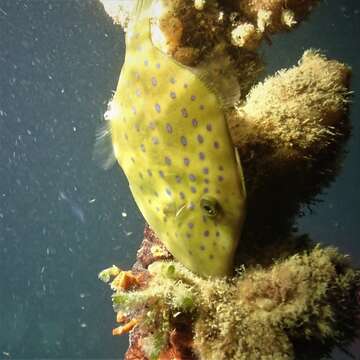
105,0 -> 246,277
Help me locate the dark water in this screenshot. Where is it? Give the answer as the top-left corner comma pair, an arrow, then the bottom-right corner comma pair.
0,0 -> 359,359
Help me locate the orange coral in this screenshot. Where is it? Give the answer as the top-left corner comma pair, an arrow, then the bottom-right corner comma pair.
111,271 -> 141,291
113,319 -> 139,336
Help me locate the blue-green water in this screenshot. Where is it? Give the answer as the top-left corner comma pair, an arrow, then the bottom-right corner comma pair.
0,0 -> 359,359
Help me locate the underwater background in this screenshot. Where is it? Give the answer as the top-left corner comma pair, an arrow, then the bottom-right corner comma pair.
0,0 -> 359,359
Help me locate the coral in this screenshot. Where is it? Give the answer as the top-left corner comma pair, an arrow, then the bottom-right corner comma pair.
229,50 -> 351,162
194,246 -> 359,360
100,228 -> 360,359
228,50 -> 351,266
97,0 -> 359,359
235,0 -> 319,34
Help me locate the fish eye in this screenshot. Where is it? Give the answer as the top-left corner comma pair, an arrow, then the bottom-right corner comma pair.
200,197 -> 220,218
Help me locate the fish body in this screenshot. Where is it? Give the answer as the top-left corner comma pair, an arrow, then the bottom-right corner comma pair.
107,1 -> 246,277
